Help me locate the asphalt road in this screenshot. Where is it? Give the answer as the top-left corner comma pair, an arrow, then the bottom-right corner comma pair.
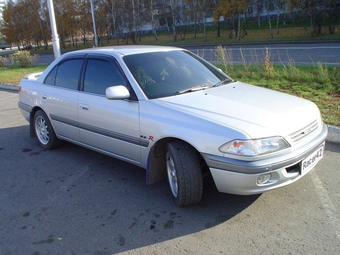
2,42 -> 339,66
0,89 -> 339,255
187,42 -> 340,65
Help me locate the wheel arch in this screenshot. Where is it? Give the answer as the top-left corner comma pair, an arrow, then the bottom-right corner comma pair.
145,137 -> 208,185
29,106 -> 49,138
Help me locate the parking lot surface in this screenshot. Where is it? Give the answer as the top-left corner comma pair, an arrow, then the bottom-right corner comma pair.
0,89 -> 339,255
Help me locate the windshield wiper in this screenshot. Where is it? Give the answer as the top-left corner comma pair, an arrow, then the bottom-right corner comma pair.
212,78 -> 233,87
176,85 -> 212,95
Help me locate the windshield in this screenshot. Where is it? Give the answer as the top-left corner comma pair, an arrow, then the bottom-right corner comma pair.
123,50 -> 232,99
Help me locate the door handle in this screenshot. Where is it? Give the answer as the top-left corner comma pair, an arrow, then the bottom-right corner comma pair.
80,104 -> 89,110
42,94 -> 47,99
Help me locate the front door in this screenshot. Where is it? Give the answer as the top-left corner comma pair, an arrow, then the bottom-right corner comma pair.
77,56 -> 141,164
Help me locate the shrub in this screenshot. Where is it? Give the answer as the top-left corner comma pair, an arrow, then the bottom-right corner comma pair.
9,51 -> 32,67
263,48 -> 275,79
0,56 -> 3,67
316,62 -> 330,84
214,45 -> 234,73
281,60 -> 305,82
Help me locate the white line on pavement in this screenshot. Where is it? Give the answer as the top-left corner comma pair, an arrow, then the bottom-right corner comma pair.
310,169 -> 340,239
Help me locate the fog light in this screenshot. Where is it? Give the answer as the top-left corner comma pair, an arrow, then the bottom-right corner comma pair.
257,173 -> 271,185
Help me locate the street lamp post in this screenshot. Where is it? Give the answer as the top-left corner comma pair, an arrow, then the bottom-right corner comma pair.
47,0 -> 61,59
90,0 -> 98,47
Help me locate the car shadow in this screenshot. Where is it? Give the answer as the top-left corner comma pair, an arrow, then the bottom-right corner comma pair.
1,125 -> 260,254
324,141 -> 340,154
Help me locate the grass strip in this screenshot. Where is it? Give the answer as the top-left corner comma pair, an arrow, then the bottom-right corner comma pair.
1,63 -> 339,126
0,65 -> 48,84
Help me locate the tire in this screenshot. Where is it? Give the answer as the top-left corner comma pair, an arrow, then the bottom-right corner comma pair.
33,110 -> 60,150
166,140 -> 203,206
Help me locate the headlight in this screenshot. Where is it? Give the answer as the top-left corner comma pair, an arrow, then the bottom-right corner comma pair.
219,136 -> 290,156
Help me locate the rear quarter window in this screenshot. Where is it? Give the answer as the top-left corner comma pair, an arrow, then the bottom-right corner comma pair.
44,66 -> 57,85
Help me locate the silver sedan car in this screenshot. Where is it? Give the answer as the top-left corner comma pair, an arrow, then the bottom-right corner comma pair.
18,46 -> 328,206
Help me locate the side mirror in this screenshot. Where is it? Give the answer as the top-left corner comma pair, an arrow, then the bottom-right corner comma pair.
106,85 -> 130,100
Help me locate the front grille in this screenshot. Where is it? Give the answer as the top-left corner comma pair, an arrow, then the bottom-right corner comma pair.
288,120 -> 319,144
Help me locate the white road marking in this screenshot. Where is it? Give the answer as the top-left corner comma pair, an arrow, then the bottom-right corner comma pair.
0,93 -> 17,101
310,169 -> 340,239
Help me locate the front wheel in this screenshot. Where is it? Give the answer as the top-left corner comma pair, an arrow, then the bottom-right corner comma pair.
34,110 -> 60,150
166,141 -> 203,206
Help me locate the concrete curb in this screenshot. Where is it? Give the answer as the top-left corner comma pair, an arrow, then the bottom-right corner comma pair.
327,125 -> 340,144
0,83 -> 19,91
1,83 -> 339,144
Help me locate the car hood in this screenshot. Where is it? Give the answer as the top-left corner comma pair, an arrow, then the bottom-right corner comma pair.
158,82 -> 320,139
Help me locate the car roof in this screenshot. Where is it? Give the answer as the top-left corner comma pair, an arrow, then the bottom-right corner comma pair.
65,45 -> 183,57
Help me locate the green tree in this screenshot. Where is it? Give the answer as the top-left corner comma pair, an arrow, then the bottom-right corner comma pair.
186,0 -> 216,42
75,0 -> 93,45
104,0 -> 124,45
254,0 -> 265,28
170,0 -> 180,42
323,0 -> 340,34
38,1 -> 52,50
265,0 -> 274,39
150,0 -> 158,40
1,0 -> 18,46
95,0 -> 112,45
214,0 -> 249,40
28,0 -> 49,50
289,0 -> 324,36
1,0 -> 51,50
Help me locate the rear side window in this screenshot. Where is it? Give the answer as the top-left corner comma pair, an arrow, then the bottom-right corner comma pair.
83,59 -> 125,95
44,66 -> 57,85
56,59 -> 83,89
44,59 -> 83,90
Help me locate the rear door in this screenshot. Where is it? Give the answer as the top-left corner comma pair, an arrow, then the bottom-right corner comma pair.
77,55 -> 141,164
41,56 -> 84,142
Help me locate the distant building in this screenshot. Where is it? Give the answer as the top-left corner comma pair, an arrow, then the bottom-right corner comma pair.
0,0 -> 6,21
150,0 -> 293,29
0,0 -> 6,42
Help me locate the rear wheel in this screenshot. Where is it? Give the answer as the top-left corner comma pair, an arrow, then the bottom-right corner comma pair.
166,141 -> 203,206
34,110 -> 60,150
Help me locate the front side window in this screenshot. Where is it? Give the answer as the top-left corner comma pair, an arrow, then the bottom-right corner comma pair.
83,59 -> 125,95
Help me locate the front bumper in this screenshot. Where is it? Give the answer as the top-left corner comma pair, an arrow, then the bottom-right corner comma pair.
202,123 -> 328,195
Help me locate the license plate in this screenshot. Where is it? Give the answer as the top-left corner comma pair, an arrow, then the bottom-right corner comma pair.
301,143 -> 325,175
